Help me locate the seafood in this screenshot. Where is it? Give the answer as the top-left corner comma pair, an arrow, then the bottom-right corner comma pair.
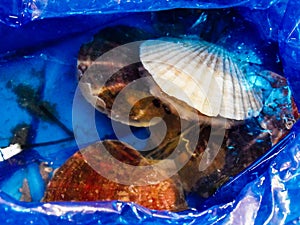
68,25 -> 299,207
43,140 -> 187,212
77,26 -> 165,127
78,27 -> 224,127
79,31 -> 264,128
140,37 -> 263,120
256,70 -> 299,145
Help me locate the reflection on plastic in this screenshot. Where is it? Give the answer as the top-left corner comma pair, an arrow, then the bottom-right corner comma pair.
0,122 -> 299,224
0,0 -> 290,27
0,0 -> 300,224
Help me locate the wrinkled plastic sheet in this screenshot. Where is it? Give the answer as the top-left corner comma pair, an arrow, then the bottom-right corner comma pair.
0,125 -> 299,225
0,0 -> 300,224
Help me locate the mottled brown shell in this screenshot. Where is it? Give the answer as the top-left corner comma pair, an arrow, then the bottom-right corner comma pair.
43,140 -> 187,212
77,26 -> 172,127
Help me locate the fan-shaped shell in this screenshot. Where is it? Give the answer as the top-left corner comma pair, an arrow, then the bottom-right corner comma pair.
140,37 -> 263,120
43,140 -> 187,212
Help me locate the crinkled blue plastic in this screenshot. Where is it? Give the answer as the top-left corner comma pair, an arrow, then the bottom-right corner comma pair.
0,0 -> 300,224
0,126 -> 299,225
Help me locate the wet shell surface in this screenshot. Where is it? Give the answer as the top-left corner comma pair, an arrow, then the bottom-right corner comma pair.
43,140 -> 187,212
140,37 -> 263,120
77,26 -> 174,127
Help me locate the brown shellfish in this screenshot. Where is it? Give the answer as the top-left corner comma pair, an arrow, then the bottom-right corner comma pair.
72,25 -> 299,204
77,26 -> 169,127
43,140 -> 188,212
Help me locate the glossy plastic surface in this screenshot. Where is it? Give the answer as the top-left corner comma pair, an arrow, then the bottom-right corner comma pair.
0,0 -> 299,224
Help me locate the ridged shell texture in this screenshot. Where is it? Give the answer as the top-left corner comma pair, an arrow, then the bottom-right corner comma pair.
140,37 -> 263,120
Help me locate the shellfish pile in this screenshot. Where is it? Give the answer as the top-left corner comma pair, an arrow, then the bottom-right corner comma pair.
43,25 -> 299,211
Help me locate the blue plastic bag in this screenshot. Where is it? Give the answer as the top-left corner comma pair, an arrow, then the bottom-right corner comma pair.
0,0 -> 300,224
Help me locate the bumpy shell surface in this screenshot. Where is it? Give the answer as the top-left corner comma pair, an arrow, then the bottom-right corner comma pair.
140,37 -> 263,120
77,26 -> 174,127
43,140 -> 187,212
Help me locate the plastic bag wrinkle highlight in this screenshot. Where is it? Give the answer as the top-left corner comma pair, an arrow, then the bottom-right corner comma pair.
0,0 -> 292,27
0,0 -> 300,224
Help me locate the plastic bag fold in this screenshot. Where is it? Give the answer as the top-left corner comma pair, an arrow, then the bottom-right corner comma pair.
0,0 -> 300,224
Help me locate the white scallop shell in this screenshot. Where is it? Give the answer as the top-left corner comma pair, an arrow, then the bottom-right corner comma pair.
140,37 -> 263,120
